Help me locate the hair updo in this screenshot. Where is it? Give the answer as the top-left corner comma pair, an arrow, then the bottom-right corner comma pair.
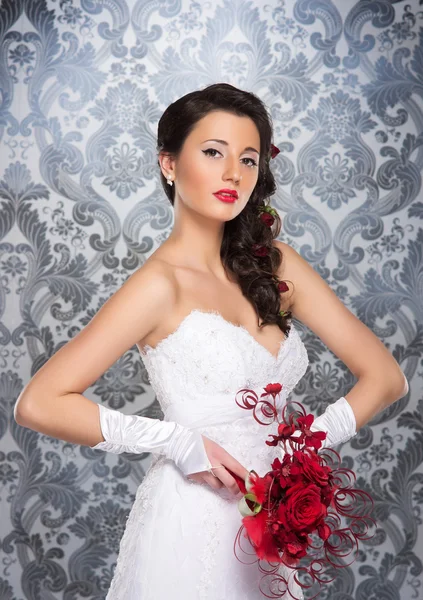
156,82 -> 292,336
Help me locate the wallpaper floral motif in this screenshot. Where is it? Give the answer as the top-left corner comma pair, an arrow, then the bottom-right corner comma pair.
1,0 -> 422,598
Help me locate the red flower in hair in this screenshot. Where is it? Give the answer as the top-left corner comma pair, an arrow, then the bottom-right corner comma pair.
257,205 -> 277,228
252,244 -> 269,257
270,143 -> 280,159
277,280 -> 289,293
260,212 -> 275,227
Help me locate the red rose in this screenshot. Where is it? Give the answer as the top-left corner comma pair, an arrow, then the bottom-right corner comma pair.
277,280 -> 289,293
260,212 -> 275,227
284,482 -> 327,532
263,382 -> 282,396
296,451 -> 330,488
274,507 -> 310,563
270,144 -> 280,159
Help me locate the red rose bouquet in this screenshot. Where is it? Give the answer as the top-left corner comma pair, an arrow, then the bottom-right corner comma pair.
226,382 -> 375,599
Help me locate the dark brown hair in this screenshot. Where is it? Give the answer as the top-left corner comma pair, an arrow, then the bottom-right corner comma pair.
156,82 -> 292,336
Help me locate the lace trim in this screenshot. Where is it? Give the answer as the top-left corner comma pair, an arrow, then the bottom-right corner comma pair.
139,311 -> 309,415
140,309 -> 293,362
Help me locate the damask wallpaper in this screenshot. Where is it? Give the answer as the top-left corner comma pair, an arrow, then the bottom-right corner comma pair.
1,0 -> 422,598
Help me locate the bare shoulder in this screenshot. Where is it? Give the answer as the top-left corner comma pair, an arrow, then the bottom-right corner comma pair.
273,237 -> 359,329
273,239 -> 327,316
127,257 -> 178,341
18,258 -> 178,401
272,240 -> 406,387
273,238 -> 350,326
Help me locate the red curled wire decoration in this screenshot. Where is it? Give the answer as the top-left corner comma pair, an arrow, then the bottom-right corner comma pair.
228,383 -> 376,599
235,387 -> 279,425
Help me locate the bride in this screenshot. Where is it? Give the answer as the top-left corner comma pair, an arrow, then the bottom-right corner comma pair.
14,83 -> 408,599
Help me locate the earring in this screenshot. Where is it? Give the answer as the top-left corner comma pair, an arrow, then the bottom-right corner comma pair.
166,174 -> 173,187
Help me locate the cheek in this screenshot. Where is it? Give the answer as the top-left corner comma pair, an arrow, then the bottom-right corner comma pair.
178,157 -> 211,194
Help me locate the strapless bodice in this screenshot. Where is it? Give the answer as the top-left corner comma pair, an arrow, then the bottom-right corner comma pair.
139,310 -> 309,431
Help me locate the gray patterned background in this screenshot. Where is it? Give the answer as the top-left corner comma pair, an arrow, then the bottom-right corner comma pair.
1,0 -> 422,598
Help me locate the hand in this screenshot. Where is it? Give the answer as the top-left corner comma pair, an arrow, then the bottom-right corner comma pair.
187,435 -> 248,497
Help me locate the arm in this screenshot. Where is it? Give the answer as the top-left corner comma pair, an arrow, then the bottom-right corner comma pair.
13,263 -> 212,476
274,241 -> 409,445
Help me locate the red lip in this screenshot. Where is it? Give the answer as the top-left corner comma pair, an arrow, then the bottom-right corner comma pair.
214,189 -> 238,199
213,193 -> 237,203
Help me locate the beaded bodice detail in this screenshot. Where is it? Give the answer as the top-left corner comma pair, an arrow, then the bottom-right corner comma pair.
139,310 -> 309,472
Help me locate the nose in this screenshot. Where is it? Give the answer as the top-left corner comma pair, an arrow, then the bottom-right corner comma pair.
224,159 -> 242,184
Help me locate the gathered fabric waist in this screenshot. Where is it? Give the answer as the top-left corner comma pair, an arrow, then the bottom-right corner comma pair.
162,391 -> 287,432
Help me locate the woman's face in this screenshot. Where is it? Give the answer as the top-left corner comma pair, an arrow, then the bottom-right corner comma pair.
161,110 -> 261,221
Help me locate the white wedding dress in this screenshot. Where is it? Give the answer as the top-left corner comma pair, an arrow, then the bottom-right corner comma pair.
105,309 -> 309,599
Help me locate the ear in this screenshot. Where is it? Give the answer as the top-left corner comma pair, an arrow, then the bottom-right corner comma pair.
158,151 -> 175,179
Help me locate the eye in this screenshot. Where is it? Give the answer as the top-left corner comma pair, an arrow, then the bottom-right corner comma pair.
203,148 -> 221,159
243,157 -> 258,168
202,148 -> 258,168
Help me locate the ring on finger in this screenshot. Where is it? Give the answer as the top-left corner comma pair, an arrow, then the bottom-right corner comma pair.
208,466 -> 226,478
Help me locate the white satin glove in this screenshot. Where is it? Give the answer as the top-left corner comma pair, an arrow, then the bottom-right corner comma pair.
91,404 -> 212,476
309,396 -> 357,448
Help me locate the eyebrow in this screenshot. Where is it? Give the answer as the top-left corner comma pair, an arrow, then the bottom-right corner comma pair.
202,138 -> 260,155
